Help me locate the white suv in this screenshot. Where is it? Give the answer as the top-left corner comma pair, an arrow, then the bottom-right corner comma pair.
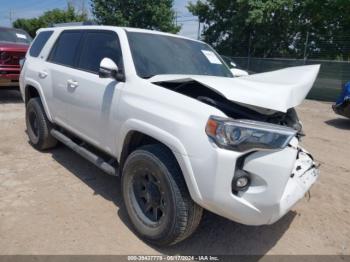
20,25 -> 320,246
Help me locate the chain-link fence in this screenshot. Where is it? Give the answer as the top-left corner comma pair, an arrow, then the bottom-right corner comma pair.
230,57 -> 350,101
221,31 -> 350,102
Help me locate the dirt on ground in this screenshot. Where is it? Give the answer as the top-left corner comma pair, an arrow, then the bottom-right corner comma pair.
0,89 -> 349,255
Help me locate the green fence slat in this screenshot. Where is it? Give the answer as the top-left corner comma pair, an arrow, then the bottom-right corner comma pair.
230,57 -> 350,102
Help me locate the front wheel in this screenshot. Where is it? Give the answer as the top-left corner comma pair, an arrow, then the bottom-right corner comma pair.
122,144 -> 203,246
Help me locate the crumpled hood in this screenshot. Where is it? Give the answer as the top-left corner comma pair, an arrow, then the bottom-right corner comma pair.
149,65 -> 320,112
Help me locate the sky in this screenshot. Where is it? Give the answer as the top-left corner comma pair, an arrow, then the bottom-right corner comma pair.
0,0 -> 199,39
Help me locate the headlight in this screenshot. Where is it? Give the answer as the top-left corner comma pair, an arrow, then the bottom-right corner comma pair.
205,116 -> 297,152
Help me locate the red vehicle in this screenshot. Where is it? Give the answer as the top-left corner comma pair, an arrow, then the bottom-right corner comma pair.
0,27 -> 31,88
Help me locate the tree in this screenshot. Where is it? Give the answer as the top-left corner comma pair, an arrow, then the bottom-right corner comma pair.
91,0 -> 180,33
13,4 -> 87,37
188,0 -> 350,60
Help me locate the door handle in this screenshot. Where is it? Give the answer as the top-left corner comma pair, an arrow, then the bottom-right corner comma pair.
67,79 -> 79,89
38,71 -> 48,79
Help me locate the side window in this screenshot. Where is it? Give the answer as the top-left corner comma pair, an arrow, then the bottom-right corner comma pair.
29,31 -> 53,57
78,31 -> 123,73
48,31 -> 82,67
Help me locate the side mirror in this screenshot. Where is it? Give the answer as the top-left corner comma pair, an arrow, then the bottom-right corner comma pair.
99,58 -> 125,82
230,61 -> 237,68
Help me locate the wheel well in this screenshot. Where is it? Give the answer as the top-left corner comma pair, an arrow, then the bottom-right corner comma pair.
120,131 -> 177,171
25,85 -> 40,104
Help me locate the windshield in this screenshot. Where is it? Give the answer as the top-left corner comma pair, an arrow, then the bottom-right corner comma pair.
0,28 -> 32,44
127,32 -> 233,78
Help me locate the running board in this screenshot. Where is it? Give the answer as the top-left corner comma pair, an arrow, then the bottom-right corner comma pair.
51,129 -> 119,176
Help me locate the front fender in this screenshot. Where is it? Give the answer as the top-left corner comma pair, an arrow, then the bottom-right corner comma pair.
117,118 -> 203,203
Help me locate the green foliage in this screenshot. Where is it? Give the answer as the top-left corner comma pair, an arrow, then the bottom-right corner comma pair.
188,0 -> 350,60
91,0 -> 180,33
13,4 -> 87,37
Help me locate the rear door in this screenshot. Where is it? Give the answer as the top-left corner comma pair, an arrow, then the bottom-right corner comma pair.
46,30 -> 83,124
54,30 -> 124,153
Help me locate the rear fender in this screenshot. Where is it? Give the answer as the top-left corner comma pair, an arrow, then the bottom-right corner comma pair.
24,78 -> 53,122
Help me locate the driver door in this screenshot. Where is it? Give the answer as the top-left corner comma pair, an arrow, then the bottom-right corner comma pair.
58,30 -> 124,154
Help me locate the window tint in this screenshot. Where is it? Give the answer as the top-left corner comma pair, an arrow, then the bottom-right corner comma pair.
0,28 -> 32,44
78,31 -> 122,73
127,32 -> 232,78
48,31 -> 82,67
29,31 -> 52,57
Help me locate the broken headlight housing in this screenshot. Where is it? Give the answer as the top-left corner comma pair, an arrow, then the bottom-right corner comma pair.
205,116 -> 297,153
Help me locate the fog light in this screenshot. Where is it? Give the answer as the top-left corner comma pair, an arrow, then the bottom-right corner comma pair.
236,176 -> 248,188
232,170 -> 250,193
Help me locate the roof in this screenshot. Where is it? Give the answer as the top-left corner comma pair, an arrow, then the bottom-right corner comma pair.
37,25 -> 202,43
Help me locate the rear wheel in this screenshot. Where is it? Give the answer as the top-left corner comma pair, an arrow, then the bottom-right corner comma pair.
26,97 -> 57,150
122,144 -> 203,246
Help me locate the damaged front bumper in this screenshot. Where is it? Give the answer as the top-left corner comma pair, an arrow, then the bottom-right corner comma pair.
270,147 -> 319,223
189,138 -> 319,226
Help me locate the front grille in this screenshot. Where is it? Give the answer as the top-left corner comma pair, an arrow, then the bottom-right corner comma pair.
0,51 -> 25,66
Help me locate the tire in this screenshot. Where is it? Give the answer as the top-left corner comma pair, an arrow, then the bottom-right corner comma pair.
122,144 -> 203,246
26,97 -> 57,150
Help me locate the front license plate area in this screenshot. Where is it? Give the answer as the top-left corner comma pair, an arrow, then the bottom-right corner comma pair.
292,149 -> 319,191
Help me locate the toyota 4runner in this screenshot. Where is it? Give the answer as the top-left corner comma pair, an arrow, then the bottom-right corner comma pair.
20,26 -> 320,246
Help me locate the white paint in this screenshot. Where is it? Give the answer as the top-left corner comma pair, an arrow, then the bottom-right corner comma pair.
20,25 -> 320,226
230,68 -> 249,77
100,57 -> 118,71
150,64 -> 320,113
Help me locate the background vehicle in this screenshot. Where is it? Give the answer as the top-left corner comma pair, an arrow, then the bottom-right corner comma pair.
221,55 -> 250,77
333,81 -> 350,118
20,26 -> 319,246
0,27 -> 31,88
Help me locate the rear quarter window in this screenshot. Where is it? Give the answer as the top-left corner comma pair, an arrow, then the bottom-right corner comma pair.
29,31 -> 53,57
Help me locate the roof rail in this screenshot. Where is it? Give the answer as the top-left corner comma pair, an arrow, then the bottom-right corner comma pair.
51,21 -> 97,27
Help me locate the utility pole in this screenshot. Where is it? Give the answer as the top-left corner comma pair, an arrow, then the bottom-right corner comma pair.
175,11 -> 178,27
81,0 -> 87,16
303,31 -> 310,64
197,19 -> 201,40
7,9 -> 14,25
247,31 -> 252,70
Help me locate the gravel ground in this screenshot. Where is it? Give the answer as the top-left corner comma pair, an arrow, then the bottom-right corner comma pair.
0,89 -> 349,255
